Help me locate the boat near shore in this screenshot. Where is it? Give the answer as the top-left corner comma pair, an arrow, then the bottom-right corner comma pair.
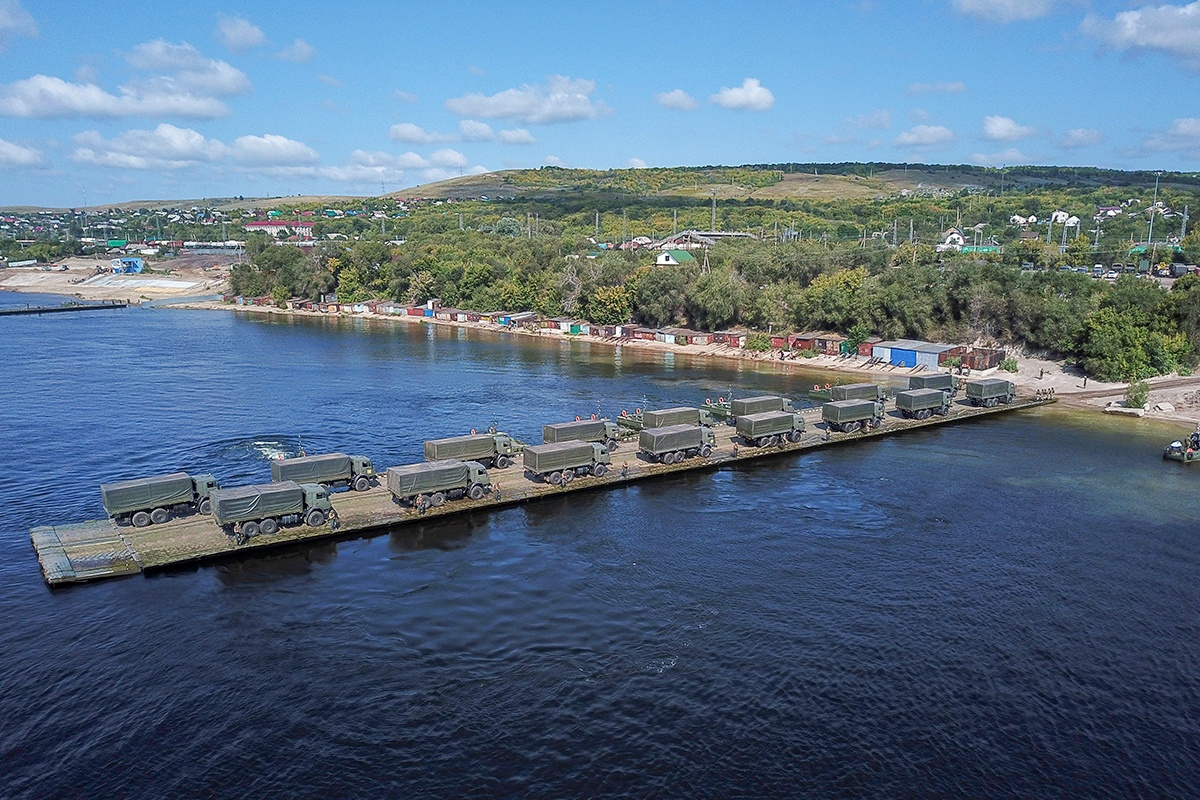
1163,431 -> 1200,462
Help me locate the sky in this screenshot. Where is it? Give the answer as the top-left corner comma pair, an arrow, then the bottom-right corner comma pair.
0,0 -> 1198,207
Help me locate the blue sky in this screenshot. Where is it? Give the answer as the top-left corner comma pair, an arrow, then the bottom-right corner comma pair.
0,0 -> 1198,207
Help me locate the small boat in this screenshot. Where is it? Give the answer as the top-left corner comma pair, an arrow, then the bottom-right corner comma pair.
1163,434 -> 1200,462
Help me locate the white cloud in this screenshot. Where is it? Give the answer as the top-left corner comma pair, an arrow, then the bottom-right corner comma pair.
445,75 -> 610,124
126,40 -> 250,96
71,124 -> 227,169
906,81 -> 966,94
430,148 -> 468,168
627,157 -> 648,168
846,109 -> 891,129
277,38 -> 315,64
1142,117 -> 1200,154
544,155 -> 567,167
970,147 -> 1030,166
894,124 -> 955,149
217,15 -> 265,53
459,119 -> 494,141
0,74 -> 231,118
231,134 -> 319,165
983,115 -> 1036,141
656,89 -> 698,111
0,0 -> 37,48
0,136 -> 41,166
951,0 -> 1061,23
393,90 -> 418,104
1061,128 -> 1103,149
709,78 -> 775,111
318,75 -> 342,88
1081,3 -> 1200,72
388,122 -> 453,144
497,128 -> 535,144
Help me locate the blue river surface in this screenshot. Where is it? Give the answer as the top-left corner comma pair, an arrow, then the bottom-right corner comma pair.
1,291 -> 1198,799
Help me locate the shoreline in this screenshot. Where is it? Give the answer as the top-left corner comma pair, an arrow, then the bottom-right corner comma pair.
6,270 -> 1199,430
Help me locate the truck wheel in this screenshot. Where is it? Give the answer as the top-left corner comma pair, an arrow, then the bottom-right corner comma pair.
131,510 -> 151,528
496,455 -> 511,469
241,520 -> 260,538
917,409 -> 930,421
788,430 -> 802,443
468,484 -> 486,500
700,444 -> 713,458
871,417 -> 882,428
198,498 -> 213,515
549,471 -> 562,486
353,476 -> 370,492
150,507 -> 169,525
768,435 -> 780,447
847,421 -> 861,433
605,439 -> 618,452
562,470 -> 574,483
430,492 -> 447,507
305,509 -> 326,527
259,518 -> 279,535
592,463 -> 608,477
986,397 -> 998,408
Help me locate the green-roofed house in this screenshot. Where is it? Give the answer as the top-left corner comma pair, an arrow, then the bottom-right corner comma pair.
655,249 -> 697,267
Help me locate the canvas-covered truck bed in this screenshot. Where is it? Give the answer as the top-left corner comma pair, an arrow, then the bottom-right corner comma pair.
822,400 -> 882,432
211,482 -> 304,526
829,383 -> 885,402
908,373 -> 956,394
271,453 -> 353,484
101,472 -> 195,517
524,441 -> 601,474
895,388 -> 950,419
730,395 -> 793,417
386,460 -> 490,505
965,378 -> 1015,407
542,419 -> 619,447
424,434 -> 496,462
642,407 -> 712,428
735,411 -> 805,445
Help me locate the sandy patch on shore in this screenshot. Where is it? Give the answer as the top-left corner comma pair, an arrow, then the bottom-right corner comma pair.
0,255 -> 232,301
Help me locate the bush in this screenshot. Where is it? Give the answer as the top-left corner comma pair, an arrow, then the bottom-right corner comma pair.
799,348 -> 819,358
1000,357 -> 1019,372
942,356 -> 962,369
745,332 -> 771,352
1125,379 -> 1150,409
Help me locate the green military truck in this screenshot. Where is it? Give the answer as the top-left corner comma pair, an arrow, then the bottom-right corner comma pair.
386,459 -> 491,510
829,383 -> 887,402
965,378 -> 1015,407
423,432 -> 522,469
523,441 -> 612,485
736,411 -> 806,447
642,406 -> 714,429
729,395 -> 796,420
542,419 -> 621,451
101,471 -> 220,527
270,452 -> 375,492
822,399 -> 884,433
894,388 -> 951,420
908,372 -> 958,397
210,480 -> 336,539
639,424 -> 716,464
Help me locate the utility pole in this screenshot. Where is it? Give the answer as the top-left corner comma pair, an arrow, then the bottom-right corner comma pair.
710,193 -> 716,231
595,211 -> 600,238
1147,171 -> 1161,245
673,209 -> 678,236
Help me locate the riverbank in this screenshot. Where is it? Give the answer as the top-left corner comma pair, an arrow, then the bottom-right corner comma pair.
7,268 -> 1199,429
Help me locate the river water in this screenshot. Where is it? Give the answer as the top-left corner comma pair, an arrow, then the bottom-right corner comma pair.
2,292 -> 1197,798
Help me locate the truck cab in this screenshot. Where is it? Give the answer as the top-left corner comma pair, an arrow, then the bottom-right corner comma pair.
351,456 -> 375,478
591,442 -> 613,466
191,473 -> 219,514
493,433 -> 522,455
465,461 -> 491,488
301,483 -> 334,515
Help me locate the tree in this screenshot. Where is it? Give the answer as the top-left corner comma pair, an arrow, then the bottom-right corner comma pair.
587,285 -> 633,325
1065,235 -> 1094,267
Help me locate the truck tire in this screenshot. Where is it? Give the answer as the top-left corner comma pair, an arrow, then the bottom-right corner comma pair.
150,507 -> 169,525
846,421 -> 861,433
259,517 -> 279,535
768,435 -> 780,447
605,439 -> 618,452
871,416 -> 882,428
198,498 -> 213,515
305,509 -> 326,527
549,471 -> 562,486
241,520 -> 260,538
986,397 -> 998,408
788,430 -> 802,443
917,409 -> 930,421
131,510 -> 151,528
468,484 -> 486,500
430,492 -> 447,507
495,455 -> 511,469
700,444 -> 713,458
592,463 -> 608,477
562,470 -> 574,483
353,475 -> 370,492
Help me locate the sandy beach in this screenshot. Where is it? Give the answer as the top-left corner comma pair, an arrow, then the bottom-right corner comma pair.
6,257 -> 1199,431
